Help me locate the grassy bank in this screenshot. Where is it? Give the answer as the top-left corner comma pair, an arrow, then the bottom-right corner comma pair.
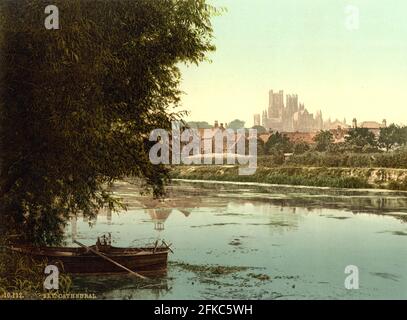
0,239 -> 72,299
170,165 -> 407,190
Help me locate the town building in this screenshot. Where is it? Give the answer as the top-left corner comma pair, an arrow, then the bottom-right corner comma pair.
324,118 -> 350,130
253,114 -> 261,126
352,118 -> 387,137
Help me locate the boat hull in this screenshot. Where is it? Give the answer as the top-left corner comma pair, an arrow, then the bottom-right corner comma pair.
9,245 -> 169,275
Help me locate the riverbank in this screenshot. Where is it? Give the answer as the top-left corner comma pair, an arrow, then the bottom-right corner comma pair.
0,237 -> 73,298
170,165 -> 407,190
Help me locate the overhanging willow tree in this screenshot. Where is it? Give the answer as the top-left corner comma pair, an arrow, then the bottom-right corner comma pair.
0,0 -> 216,245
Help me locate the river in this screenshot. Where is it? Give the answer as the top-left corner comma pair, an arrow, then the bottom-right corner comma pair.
67,180 -> 407,299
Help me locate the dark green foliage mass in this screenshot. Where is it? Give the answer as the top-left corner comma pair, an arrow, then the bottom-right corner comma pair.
0,0 -> 215,245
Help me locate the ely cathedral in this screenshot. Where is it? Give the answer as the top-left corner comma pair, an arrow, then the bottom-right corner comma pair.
254,89 -> 324,132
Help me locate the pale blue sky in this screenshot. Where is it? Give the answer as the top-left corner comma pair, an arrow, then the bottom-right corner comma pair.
179,0 -> 407,127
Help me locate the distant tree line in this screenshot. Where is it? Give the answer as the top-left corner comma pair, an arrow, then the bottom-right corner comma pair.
257,124 -> 407,157
252,124 -> 407,169
187,119 -> 247,130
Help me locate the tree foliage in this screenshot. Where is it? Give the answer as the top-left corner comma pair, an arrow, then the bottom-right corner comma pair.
265,132 -> 292,154
227,119 -> 245,130
313,130 -> 334,152
379,124 -> 406,151
251,125 -> 267,134
293,141 -> 310,154
0,0 -> 216,245
345,127 -> 377,150
187,121 -> 213,129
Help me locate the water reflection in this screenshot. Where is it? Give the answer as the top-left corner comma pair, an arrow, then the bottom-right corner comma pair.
69,180 -> 407,242
147,209 -> 170,231
72,273 -> 170,300
65,180 -> 407,299
172,180 -> 407,220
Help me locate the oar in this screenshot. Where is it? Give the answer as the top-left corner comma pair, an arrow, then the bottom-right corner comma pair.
161,240 -> 174,253
73,240 -> 147,280
153,240 -> 159,254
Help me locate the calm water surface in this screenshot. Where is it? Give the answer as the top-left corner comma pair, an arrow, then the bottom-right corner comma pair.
67,180 -> 407,299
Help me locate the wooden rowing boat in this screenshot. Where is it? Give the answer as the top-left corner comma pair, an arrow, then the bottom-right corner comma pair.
9,244 -> 169,276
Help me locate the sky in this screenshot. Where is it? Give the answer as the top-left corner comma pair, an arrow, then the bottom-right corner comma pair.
178,0 -> 407,127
